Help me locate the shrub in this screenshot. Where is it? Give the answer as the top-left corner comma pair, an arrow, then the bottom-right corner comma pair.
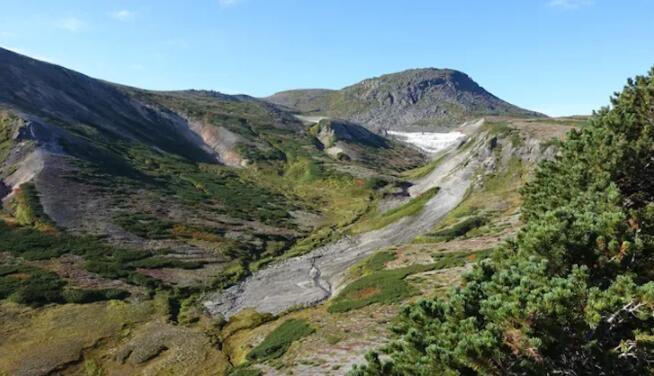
350,67 -> 654,376
429,214 -> 488,241
8,269 -> 65,306
247,319 -> 314,362
62,288 -> 130,304
329,264 -> 433,313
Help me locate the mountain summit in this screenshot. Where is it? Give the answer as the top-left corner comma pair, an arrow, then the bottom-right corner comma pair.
267,68 -> 543,131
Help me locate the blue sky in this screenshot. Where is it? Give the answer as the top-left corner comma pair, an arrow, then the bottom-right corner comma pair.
1,0 -> 653,116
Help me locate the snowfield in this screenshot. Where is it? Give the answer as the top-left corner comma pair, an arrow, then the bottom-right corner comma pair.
388,130 -> 465,153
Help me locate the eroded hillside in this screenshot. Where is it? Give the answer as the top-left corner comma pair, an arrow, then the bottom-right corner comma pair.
0,46 -> 583,376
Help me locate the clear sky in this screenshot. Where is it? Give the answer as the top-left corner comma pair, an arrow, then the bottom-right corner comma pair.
1,0 -> 653,116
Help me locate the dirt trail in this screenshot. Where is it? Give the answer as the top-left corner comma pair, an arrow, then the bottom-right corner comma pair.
203,121 -> 486,319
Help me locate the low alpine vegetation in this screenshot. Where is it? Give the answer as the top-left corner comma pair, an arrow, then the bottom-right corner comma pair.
351,69 -> 654,375
246,319 -> 315,362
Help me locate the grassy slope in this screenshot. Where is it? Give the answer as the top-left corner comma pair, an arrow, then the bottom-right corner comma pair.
349,187 -> 439,234
0,88 -> 426,375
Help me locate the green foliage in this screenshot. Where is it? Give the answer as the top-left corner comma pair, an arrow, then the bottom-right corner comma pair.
0,265 -> 64,306
114,213 -> 174,239
352,187 -> 439,233
83,359 -> 105,376
329,264 -> 433,313
0,221 -> 196,295
0,263 -> 130,307
246,319 -> 314,362
348,250 -> 397,279
428,214 -> 489,241
365,251 -> 398,272
350,68 -> 654,375
128,256 -> 203,270
10,183 -> 52,226
0,110 -> 19,168
401,154 -> 447,179
431,248 -> 493,269
62,288 -> 130,304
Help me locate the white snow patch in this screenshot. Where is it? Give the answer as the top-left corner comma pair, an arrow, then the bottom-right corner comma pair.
388,130 -> 465,154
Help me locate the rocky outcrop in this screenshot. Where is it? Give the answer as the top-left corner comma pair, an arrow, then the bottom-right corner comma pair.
186,120 -> 245,167
314,119 -> 388,149
267,68 -> 544,132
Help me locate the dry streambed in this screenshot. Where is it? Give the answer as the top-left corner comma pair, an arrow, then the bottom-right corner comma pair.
203,121 -> 487,319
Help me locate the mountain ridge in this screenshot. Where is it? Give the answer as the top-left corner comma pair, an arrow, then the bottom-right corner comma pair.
266,67 -> 544,131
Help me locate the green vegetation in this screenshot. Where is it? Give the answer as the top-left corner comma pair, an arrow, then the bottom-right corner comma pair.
0,265 -> 65,306
10,183 -> 52,227
0,264 -> 130,306
483,120 -> 523,147
527,116 -> 591,127
0,110 -> 19,167
328,264 -> 434,313
221,308 -> 275,338
333,247 -> 492,314
348,250 -> 397,279
246,319 -> 314,362
114,212 -> 174,239
351,187 -> 439,233
62,288 -> 130,304
400,153 -> 447,179
426,214 -> 489,241
350,69 -> 654,375
431,248 -> 493,269
330,251 -> 439,313
0,221 -> 203,296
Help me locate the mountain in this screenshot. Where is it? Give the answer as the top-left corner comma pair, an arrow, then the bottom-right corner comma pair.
0,46 -> 578,376
266,68 -> 544,132
0,46 -> 425,296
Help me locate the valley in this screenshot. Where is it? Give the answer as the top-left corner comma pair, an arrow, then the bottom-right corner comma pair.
2,1 -> 653,374
0,45 -> 626,376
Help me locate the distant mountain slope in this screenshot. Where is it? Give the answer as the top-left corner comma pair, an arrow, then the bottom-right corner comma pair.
266,68 -> 543,131
0,48 -> 216,163
0,47 -> 424,290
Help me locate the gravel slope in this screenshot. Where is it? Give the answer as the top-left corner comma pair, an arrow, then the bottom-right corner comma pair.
203,121 -> 488,318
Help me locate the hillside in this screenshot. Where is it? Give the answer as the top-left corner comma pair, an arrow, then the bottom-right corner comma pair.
267,68 -> 543,132
0,48 -> 429,375
0,46 -> 593,376
349,70 -> 654,375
